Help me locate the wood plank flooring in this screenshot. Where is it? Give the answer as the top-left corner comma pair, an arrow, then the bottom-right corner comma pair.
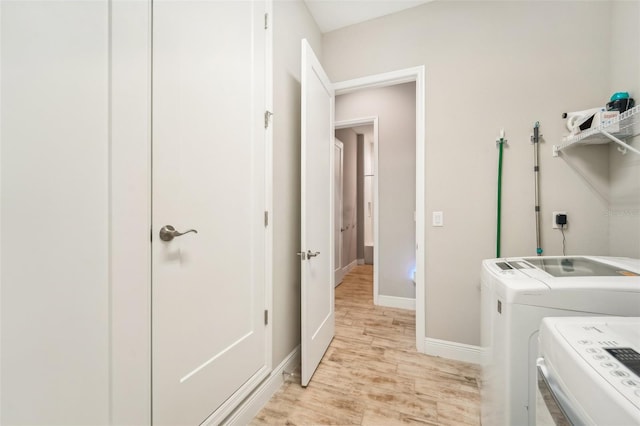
251,265 -> 481,425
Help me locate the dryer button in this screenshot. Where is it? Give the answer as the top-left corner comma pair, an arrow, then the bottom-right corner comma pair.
611,370 -> 630,378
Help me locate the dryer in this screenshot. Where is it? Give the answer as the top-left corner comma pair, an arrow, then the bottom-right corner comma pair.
480,256 -> 640,426
537,316 -> 640,425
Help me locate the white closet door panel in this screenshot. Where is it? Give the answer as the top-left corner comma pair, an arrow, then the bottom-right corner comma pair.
1,1 -> 110,424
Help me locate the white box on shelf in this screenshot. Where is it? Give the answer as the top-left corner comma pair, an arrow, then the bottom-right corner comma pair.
600,110 -> 620,133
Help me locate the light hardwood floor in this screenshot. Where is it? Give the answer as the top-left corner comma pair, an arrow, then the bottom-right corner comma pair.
251,265 -> 481,425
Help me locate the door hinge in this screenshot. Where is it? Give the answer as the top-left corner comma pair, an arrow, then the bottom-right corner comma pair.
264,211 -> 269,227
264,13 -> 268,30
264,309 -> 269,325
264,110 -> 273,129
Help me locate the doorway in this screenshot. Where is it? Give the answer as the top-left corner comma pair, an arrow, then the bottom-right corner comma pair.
334,75 -> 425,346
334,139 -> 344,285
334,119 -> 379,297
334,124 -> 373,286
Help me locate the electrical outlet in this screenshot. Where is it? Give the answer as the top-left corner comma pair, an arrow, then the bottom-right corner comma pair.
552,211 -> 567,229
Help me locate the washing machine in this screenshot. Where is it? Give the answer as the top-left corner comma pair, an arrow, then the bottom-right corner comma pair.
480,256 -> 640,426
536,316 -> 640,425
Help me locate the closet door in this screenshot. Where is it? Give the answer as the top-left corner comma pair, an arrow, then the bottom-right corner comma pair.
152,1 -> 269,424
1,1 -> 110,424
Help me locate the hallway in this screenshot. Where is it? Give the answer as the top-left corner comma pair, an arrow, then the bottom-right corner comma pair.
251,265 -> 481,425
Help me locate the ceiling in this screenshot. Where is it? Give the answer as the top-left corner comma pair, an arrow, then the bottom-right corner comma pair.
304,0 -> 432,33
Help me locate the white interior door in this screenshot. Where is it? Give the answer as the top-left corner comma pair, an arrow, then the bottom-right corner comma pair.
152,1 -> 269,424
334,138 -> 344,286
300,39 -> 335,387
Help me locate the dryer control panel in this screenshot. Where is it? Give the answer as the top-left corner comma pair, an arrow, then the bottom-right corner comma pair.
557,321 -> 640,411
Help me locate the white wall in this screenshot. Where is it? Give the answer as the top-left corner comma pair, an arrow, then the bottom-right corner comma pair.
336,83 -> 416,299
1,2 -> 111,423
323,1 -> 614,345
608,1 -> 640,258
272,0 -> 322,367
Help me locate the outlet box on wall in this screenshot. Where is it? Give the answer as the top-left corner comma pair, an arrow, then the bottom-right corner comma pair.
552,211 -> 567,229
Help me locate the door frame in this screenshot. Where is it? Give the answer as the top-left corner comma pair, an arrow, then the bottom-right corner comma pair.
108,0 -> 274,423
333,66 -> 426,352
334,117 -> 379,301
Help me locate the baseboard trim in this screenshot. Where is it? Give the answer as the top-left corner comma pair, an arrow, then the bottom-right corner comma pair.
335,259 -> 358,286
376,294 -> 415,311
342,259 -> 357,275
423,337 -> 481,365
222,346 -> 300,425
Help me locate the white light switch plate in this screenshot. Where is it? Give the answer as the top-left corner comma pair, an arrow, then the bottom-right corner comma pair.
432,211 -> 443,227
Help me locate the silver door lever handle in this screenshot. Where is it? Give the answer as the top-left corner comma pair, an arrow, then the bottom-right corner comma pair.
159,225 -> 198,242
306,250 -> 320,258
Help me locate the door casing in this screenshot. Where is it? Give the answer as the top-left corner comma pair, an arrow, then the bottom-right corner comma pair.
334,138 -> 344,286
334,117 -> 379,298
333,67 -> 426,352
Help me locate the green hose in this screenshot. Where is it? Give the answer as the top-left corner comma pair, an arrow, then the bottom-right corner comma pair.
497,138 -> 504,258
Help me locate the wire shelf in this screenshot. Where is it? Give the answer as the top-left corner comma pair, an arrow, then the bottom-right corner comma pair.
553,104 -> 640,156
